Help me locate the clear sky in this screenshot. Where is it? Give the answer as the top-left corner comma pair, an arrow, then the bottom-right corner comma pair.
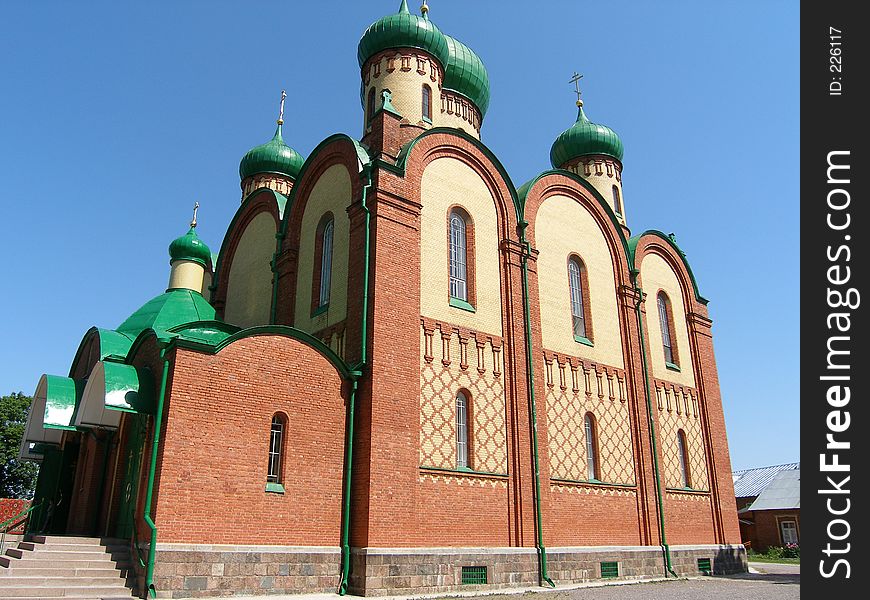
0,1 -> 798,471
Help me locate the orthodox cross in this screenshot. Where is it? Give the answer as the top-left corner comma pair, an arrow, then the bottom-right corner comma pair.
277,90 -> 286,125
190,201 -> 200,229
569,72 -> 584,105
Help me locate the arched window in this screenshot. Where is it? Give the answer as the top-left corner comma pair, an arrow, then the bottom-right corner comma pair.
312,215 -> 334,314
367,87 -> 376,123
422,84 -> 432,121
657,292 -> 677,366
568,256 -> 592,342
267,414 -> 285,486
585,413 -> 599,481
677,429 -> 691,488
456,391 -> 470,469
612,185 -> 623,215
449,210 -> 468,302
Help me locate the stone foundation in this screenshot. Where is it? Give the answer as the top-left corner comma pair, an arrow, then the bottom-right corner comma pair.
148,543 -> 746,597
151,544 -> 340,598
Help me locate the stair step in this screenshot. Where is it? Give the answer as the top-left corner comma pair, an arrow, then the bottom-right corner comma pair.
23,536 -> 127,546
16,541 -> 128,553
0,576 -> 130,586
0,587 -> 134,598
0,556 -> 132,569
4,549 -> 129,561
0,567 -> 128,578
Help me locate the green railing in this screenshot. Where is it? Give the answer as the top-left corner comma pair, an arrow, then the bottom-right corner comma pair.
0,500 -> 42,554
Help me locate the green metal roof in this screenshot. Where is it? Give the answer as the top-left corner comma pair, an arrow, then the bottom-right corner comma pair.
550,105 -> 624,167
42,375 -> 83,430
443,34 -> 490,116
169,227 -> 212,267
357,0 -> 450,69
117,289 -> 216,338
239,123 -> 305,181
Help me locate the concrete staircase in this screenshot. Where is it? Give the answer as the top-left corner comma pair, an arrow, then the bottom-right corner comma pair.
0,536 -> 136,599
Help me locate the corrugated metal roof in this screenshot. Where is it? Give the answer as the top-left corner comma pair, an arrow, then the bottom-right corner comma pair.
749,469 -> 800,510
732,462 -> 799,498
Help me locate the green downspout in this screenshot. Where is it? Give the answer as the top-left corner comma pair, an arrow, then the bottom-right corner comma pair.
143,348 -> 171,598
631,274 -> 677,578
518,222 -> 555,588
338,164 -> 373,596
270,231 -> 284,325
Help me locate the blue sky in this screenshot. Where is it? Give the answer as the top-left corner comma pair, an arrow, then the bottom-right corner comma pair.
0,1 -> 798,471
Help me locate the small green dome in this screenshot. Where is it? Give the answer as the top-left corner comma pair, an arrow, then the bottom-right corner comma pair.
239,124 -> 305,181
117,289 -> 216,337
169,227 -> 212,267
443,35 -> 490,116
358,0 -> 450,69
550,105 -> 624,168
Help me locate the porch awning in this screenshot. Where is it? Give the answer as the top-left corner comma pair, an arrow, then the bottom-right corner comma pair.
75,361 -> 155,429
19,374 -> 84,461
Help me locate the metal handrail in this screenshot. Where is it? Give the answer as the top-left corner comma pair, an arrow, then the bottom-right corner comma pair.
0,500 -> 42,554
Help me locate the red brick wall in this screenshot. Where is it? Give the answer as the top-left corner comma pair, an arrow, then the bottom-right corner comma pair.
750,510 -> 800,551
547,489 -> 643,546
416,474 -> 511,546
152,334 -> 347,545
663,495 -> 716,544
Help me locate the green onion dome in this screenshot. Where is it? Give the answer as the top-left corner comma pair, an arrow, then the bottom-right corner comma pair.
357,0 -> 450,69
550,104 -> 624,168
169,227 -> 212,267
239,124 -> 305,181
442,34 -> 490,116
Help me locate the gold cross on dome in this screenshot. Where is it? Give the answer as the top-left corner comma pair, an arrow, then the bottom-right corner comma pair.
277,90 -> 286,125
569,72 -> 584,105
190,201 -> 200,229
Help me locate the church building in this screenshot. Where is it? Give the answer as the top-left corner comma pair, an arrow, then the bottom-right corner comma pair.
17,2 -> 745,597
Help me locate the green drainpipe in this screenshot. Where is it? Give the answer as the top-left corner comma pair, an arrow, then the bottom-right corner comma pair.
631,275 -> 677,578
270,230 -> 284,325
338,164 -> 373,596
143,348 -> 171,598
518,222 -> 555,588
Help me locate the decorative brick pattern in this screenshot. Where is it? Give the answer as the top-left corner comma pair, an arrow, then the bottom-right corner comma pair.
655,381 -> 710,491
543,352 -> 635,485
420,321 -> 507,474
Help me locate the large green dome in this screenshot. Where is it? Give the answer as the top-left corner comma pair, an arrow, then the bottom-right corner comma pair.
239,124 -> 305,181
550,105 -> 624,168
169,227 -> 212,267
117,289 -> 216,338
443,34 -> 490,116
357,0 -> 450,69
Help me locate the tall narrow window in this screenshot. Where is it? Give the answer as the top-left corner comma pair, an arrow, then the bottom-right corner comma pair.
456,391 -> 469,469
585,413 -> 599,481
568,258 -> 587,339
422,84 -> 432,121
449,211 -> 468,301
267,415 -> 285,483
677,429 -> 691,488
319,219 -> 334,307
612,185 -> 623,215
366,87 -> 376,123
657,292 -> 676,365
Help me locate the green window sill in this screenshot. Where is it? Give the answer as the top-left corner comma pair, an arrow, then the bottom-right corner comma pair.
449,297 -> 476,313
422,116 -> 433,124
265,482 -> 285,494
665,361 -> 681,372
311,303 -> 329,317
574,334 -> 594,347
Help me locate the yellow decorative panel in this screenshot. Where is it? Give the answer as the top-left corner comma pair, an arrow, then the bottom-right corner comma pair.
544,353 -> 635,485
535,194 -> 625,369
293,164 -> 352,334
639,252 -> 696,388
419,324 -> 508,474
224,212 -> 277,328
420,157 -> 503,334
656,384 -> 709,491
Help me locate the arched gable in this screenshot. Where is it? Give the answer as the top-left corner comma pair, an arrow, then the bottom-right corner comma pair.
628,231 -> 708,308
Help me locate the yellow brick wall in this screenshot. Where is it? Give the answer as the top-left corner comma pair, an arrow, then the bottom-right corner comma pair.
293,164 -> 352,334
655,384 -> 710,490
535,194 -> 625,368
419,157 -> 503,334
168,260 -> 205,293
420,324 -> 508,474
565,159 -> 626,226
224,211 -> 276,328
639,253 -> 697,388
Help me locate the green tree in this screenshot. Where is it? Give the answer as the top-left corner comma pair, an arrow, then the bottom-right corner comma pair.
1,392 -> 39,498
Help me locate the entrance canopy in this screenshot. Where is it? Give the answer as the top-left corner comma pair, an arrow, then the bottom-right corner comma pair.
75,361 -> 155,429
19,374 -> 84,461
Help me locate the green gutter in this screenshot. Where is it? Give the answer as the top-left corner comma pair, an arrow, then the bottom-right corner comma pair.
338,164 -> 373,596
143,348 -> 171,598
631,274 -> 677,578
518,221 -> 554,588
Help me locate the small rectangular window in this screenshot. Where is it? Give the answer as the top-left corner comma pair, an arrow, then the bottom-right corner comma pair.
461,566 -> 487,585
600,561 -> 619,579
780,520 -> 798,544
